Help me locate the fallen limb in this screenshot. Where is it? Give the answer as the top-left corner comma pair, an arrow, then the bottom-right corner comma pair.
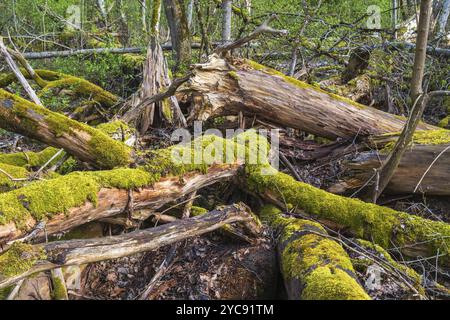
0,90 -> 131,169
0,37 -> 42,104
0,204 -> 257,289
246,165 -> 450,267
259,205 -> 370,300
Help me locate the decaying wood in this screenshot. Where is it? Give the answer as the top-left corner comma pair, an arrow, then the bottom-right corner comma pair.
0,38 -> 42,105
181,55 -> 435,140
245,166 -> 450,266
260,205 -> 370,300
0,203 -> 259,289
331,142 -> 450,196
0,90 -> 131,169
0,164 -> 240,244
360,91 -> 450,202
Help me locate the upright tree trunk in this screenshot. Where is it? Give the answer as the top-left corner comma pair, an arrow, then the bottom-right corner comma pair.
222,0 -> 232,43
163,0 -> 192,72
436,0 -> 450,37
392,0 -> 398,38
410,0 -> 433,102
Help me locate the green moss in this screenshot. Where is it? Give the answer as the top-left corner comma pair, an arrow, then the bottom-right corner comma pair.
161,98 -> 173,122
0,147 -> 62,168
301,267 -> 370,300
0,242 -> 46,277
0,89 -> 131,169
0,163 -> 29,189
97,120 -> 134,140
438,116 -> 449,128
250,166 -> 450,266
190,206 -> 208,216
260,205 -> 370,300
380,129 -> 450,152
244,59 -> 367,110
227,71 -> 240,81
144,130 -> 270,178
39,76 -> 118,107
150,0 -> 162,35
51,276 -> 68,300
0,132 -> 268,232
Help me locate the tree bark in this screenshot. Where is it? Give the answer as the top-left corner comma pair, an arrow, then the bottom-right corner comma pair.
410,0 -> 433,102
163,0 -> 192,71
0,204 -> 258,289
0,164 -> 240,244
0,90 -> 131,169
436,0 -> 450,37
181,55 -> 435,140
260,205 -> 370,300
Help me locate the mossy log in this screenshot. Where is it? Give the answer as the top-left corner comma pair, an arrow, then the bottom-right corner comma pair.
331,129 -> 450,195
0,89 -> 131,169
0,204 -> 258,289
0,131 -> 266,243
0,163 -> 29,191
0,164 -> 240,244
259,205 -> 370,300
246,165 -> 450,267
180,54 -> 435,140
0,69 -> 119,107
0,147 -> 61,169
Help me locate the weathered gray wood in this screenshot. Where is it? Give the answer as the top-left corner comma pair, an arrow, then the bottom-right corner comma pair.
0,204 -> 257,289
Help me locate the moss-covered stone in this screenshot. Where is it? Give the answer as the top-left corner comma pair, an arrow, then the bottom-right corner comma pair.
0,242 -> 46,277
260,205 -> 370,300
249,166 -> 450,267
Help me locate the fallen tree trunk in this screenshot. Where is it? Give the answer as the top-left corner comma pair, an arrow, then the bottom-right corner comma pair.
0,204 -> 257,289
330,130 -> 450,195
259,205 -> 370,300
245,165 -> 450,267
0,68 -> 119,108
0,90 -> 131,169
18,44 -> 203,60
181,56 -> 450,195
0,131 -> 263,243
0,164 -> 240,244
181,55 -> 435,140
